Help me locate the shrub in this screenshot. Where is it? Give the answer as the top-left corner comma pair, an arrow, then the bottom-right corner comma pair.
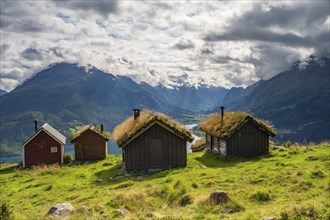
44,184 -> 52,191
204,181 -> 215,188
167,186 -> 187,204
310,170 -> 326,178
165,178 -> 172,183
178,194 -> 193,206
292,205 -> 319,219
279,211 -> 289,220
221,201 -> 244,213
250,191 -> 271,202
114,181 -> 134,189
305,155 -> 318,161
191,182 -> 198,189
283,141 -> 292,148
151,186 -> 169,198
280,205 -> 319,220
63,153 -> 73,163
0,200 -> 12,220
102,162 -> 113,166
173,180 -> 182,189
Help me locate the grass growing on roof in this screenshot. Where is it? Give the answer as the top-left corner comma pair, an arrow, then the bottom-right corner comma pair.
70,125 -> 110,141
1,143 -> 329,219
191,137 -> 206,151
200,112 -> 276,138
112,110 -> 193,146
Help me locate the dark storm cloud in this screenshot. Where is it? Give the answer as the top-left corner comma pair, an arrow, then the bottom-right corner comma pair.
240,2 -> 329,28
181,66 -> 194,71
49,47 -> 64,58
118,57 -> 133,65
0,1 -> 51,33
173,39 -> 195,50
21,48 -> 44,61
148,68 -> 156,76
0,1 -> 32,29
55,0 -> 119,18
168,73 -> 190,86
200,47 -> 213,55
0,44 -> 10,55
0,70 -> 22,80
203,2 -> 329,51
205,29 -> 312,47
249,43 -> 302,79
212,56 -> 242,64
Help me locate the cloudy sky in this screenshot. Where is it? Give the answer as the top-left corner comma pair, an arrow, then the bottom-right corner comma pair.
0,0 -> 329,91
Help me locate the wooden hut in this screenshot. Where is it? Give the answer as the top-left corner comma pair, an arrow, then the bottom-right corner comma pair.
113,110 -> 194,171
200,107 -> 275,157
70,124 -> 110,160
191,137 -> 206,152
22,121 -> 66,168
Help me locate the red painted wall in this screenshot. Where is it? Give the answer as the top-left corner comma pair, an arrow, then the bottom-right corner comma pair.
24,130 -> 62,167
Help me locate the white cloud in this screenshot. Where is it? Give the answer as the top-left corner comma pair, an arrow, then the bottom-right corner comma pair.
0,1 -> 329,91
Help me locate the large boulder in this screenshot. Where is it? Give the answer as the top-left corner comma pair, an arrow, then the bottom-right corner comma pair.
208,190 -> 230,204
47,202 -> 75,217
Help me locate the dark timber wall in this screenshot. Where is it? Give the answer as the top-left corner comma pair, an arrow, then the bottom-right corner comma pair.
73,130 -> 108,160
206,121 -> 270,157
226,122 -> 269,157
123,123 -> 187,171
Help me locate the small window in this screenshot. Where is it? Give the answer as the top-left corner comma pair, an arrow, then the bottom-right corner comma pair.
51,146 -> 58,153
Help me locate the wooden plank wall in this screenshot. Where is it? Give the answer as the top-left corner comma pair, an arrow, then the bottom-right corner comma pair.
74,130 -> 107,160
24,130 -> 62,167
124,124 -> 187,171
226,121 -> 269,157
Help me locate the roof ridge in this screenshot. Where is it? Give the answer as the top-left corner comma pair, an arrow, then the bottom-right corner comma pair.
22,123 -> 66,147
70,124 -> 110,142
200,111 -> 275,138
113,111 -> 193,147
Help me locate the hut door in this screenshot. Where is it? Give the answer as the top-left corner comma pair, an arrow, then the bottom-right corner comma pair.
242,133 -> 255,156
149,138 -> 162,168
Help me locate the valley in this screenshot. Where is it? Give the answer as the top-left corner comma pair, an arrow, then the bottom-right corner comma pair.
0,55 -> 329,159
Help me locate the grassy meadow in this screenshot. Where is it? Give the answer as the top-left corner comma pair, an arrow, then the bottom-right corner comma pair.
1,143 -> 329,219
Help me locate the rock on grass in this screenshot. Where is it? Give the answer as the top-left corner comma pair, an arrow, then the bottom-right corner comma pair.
47,202 -> 75,217
208,190 -> 230,204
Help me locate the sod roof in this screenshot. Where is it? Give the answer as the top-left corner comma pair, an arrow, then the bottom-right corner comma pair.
70,125 -> 110,142
191,137 -> 206,151
113,111 -> 194,147
200,112 -> 275,139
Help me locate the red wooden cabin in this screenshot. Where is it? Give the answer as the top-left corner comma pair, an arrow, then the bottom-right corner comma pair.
22,122 -> 66,168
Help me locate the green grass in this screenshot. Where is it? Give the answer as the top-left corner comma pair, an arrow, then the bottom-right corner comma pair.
1,144 -> 329,219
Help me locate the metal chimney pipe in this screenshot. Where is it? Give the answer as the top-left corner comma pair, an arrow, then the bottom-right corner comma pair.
220,106 -> 224,122
34,120 -> 38,132
101,124 -> 104,132
133,109 -> 141,120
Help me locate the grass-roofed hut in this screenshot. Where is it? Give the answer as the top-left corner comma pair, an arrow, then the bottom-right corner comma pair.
70,124 -> 110,160
113,110 -> 194,171
200,107 -> 275,157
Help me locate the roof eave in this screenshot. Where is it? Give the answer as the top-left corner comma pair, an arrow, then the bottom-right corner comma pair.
118,120 -> 193,148
71,128 -> 110,142
22,127 -> 66,147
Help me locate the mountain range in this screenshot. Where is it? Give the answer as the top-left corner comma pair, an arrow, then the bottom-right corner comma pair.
1,55 -> 329,155
219,55 -> 330,142
0,63 -> 228,155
